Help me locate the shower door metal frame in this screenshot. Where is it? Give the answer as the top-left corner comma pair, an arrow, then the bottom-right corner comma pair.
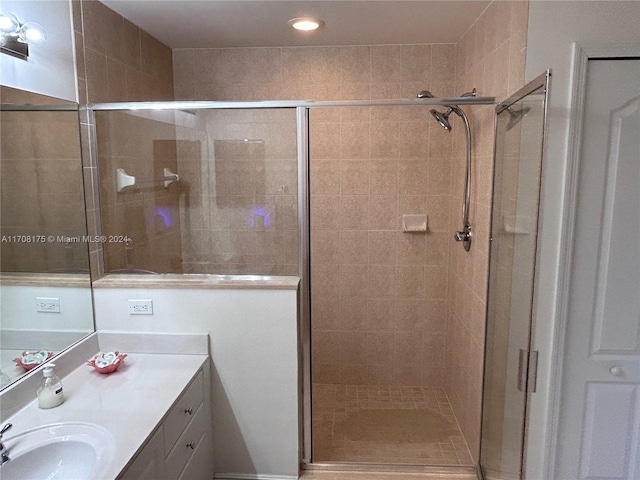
89,97 -> 496,111
478,70 -> 551,480
87,95 -> 499,472
297,106 -> 312,465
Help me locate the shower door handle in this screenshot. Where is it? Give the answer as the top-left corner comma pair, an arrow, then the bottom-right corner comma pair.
517,349 -> 538,393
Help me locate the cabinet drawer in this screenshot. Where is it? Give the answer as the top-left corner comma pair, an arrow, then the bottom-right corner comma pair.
165,403 -> 206,480
164,369 -> 203,453
178,430 -> 212,480
118,427 -> 164,480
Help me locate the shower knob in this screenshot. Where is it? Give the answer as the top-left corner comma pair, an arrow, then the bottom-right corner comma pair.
609,366 -> 623,377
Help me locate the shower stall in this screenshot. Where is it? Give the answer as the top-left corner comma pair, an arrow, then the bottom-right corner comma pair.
88,79 -> 547,476
307,96 -> 484,468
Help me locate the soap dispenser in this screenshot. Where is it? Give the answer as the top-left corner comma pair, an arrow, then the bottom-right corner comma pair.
37,363 -> 64,409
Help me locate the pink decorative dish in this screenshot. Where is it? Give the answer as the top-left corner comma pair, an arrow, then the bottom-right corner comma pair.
13,350 -> 54,371
88,351 -> 127,374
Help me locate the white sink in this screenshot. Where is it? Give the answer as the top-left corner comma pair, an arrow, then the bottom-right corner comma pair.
0,422 -> 115,480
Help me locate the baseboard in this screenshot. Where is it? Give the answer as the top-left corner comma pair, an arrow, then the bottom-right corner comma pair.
214,474 -> 298,480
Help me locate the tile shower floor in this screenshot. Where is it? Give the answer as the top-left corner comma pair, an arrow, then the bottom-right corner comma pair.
312,384 -> 474,466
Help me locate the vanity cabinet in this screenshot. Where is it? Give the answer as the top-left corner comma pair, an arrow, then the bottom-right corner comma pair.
118,428 -> 165,480
118,368 -> 213,480
164,370 -> 207,479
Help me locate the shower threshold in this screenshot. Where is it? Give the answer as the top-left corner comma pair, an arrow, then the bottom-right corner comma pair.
303,463 -> 478,476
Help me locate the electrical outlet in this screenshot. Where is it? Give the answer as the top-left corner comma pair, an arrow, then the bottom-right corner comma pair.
128,299 -> 153,315
36,297 -> 60,313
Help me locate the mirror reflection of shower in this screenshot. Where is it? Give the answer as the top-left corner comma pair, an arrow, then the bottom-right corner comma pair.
506,105 -> 532,130
125,238 -> 134,270
417,88 -> 476,251
108,238 -> 157,274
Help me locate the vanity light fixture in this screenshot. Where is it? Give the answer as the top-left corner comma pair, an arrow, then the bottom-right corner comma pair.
287,17 -> 325,31
0,12 -> 47,60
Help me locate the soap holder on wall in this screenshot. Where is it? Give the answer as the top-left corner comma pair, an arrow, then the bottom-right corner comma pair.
116,168 -> 180,193
402,214 -> 428,232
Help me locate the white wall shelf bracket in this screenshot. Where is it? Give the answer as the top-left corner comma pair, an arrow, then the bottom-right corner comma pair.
116,168 -> 179,193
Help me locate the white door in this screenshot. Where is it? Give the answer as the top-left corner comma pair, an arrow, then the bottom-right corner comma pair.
555,59 -> 640,479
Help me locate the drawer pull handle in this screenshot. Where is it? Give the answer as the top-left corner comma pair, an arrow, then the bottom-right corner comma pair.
184,407 -> 193,415
186,442 -> 195,449
609,366 -> 623,377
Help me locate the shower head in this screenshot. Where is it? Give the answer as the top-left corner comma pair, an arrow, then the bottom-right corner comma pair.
430,108 -> 453,131
420,89 -> 475,132
418,89 -> 453,130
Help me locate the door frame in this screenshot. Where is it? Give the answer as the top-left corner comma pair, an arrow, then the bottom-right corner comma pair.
539,42 -> 640,479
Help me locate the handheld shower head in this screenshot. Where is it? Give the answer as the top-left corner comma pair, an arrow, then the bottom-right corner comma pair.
430,108 -> 453,131
505,106 -> 531,130
417,87 -> 475,251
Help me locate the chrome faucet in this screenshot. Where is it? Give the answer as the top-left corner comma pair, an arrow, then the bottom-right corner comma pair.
0,423 -> 12,464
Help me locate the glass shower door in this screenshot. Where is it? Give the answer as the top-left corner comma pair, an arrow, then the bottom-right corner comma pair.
479,72 -> 550,480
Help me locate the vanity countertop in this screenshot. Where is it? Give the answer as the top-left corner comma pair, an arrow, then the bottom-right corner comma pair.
1,352 -> 208,480
92,273 -> 300,290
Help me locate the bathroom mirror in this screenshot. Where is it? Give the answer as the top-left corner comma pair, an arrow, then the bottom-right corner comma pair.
0,86 -> 95,389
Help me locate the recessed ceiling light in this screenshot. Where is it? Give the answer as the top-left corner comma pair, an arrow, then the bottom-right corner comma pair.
288,17 -> 325,31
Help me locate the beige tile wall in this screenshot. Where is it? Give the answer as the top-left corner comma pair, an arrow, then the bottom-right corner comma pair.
174,44 -> 456,101
74,0 -> 173,104
310,101 -> 454,387
72,0 -> 175,276
447,0 -> 529,460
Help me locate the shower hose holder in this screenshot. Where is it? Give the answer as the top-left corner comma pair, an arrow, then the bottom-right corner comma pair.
455,224 -> 472,252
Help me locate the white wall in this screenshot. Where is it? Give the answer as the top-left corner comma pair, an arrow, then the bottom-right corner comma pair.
0,0 -> 77,101
93,287 -> 300,479
0,285 -> 93,334
524,2 -> 640,479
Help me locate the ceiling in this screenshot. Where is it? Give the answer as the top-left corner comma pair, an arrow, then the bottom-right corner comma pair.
100,1 -> 491,49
